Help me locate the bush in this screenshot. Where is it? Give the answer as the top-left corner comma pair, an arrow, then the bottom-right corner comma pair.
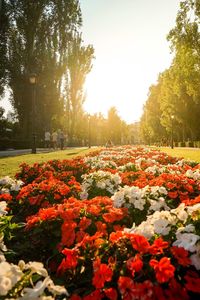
178,141 -> 186,147
194,141 -> 200,148
186,141 -> 194,147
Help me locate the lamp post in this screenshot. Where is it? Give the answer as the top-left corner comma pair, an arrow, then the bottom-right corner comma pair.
29,73 -> 37,154
171,115 -> 174,149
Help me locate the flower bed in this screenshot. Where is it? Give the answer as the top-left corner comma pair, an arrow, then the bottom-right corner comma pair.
0,146 -> 200,299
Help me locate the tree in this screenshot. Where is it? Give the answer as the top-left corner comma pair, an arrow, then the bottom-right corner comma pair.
64,34 -> 94,143
106,107 -> 122,145
1,0 -> 82,140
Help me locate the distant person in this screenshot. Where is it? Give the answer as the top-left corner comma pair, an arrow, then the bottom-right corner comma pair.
52,130 -> 58,149
60,130 -> 65,150
44,131 -> 51,148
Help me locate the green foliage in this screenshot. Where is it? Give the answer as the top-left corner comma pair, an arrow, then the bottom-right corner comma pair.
140,0 -> 200,144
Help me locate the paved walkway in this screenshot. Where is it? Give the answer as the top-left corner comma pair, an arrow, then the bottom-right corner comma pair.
0,148 -> 59,158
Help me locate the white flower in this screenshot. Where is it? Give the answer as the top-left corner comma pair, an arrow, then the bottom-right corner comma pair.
111,190 -> 125,208
25,262 -> 48,277
153,219 -> 170,235
0,276 -> 12,296
20,277 -> 52,300
127,221 -> 155,239
80,191 -> 88,200
158,186 -> 168,195
173,233 -> 200,252
47,279 -> 68,296
190,242 -> 200,270
0,201 -> 7,216
187,203 -> 200,215
0,261 -> 23,295
171,203 -> 188,222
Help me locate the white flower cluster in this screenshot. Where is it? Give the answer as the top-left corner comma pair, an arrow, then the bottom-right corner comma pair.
111,185 -> 148,210
0,201 -> 7,216
0,258 -> 68,299
117,162 -> 137,172
185,169 -> 200,180
112,185 -> 169,212
176,159 -> 198,167
84,156 -> 117,170
135,157 -> 157,169
80,170 -> 122,199
0,176 -> 23,194
125,203 -> 200,270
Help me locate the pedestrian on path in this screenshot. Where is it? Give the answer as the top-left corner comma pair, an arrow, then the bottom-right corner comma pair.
52,130 -> 58,149
44,131 -> 51,148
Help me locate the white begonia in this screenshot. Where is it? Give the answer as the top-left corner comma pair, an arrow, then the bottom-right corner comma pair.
0,176 -> 23,194
25,262 -> 48,277
80,191 -> 89,200
125,220 -> 155,239
185,169 -> 200,180
187,203 -> 200,215
0,176 -> 13,186
153,218 -> 171,235
0,201 -> 7,216
158,186 -> 168,195
0,261 -> 23,296
0,188 -> 10,194
149,197 -> 170,212
112,185 -> 147,210
20,277 -> 52,300
47,279 -> 68,296
173,232 -> 200,252
190,243 -> 200,270
111,190 -> 125,208
81,170 -> 121,197
176,224 -> 195,234
171,203 -> 188,222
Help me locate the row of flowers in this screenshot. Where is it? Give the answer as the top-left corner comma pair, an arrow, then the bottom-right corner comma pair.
0,146 -> 200,299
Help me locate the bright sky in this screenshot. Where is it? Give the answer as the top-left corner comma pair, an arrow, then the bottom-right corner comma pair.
81,0 -> 180,123
1,0 -> 180,124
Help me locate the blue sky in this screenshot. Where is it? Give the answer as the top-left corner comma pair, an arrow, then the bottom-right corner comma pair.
80,0 -> 180,123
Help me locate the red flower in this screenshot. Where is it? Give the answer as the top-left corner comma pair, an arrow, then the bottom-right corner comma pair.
61,221 -> 76,247
150,257 -> 175,283
149,237 -> 169,255
126,254 -> 143,276
0,194 -> 12,201
171,246 -> 191,267
118,276 -> 135,300
168,191 -> 178,199
57,248 -> 78,275
79,216 -> 92,231
92,263 -> 113,289
83,290 -> 103,300
104,288 -> 118,300
130,234 -> 150,253
184,270 -> 200,293
165,278 -> 189,300
109,231 -> 124,244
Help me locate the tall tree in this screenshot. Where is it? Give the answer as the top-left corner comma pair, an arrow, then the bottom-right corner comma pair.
1,0 -> 82,139
64,34 -> 94,142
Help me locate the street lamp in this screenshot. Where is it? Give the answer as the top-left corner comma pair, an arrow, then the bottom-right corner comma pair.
171,115 -> 174,149
29,73 -> 37,154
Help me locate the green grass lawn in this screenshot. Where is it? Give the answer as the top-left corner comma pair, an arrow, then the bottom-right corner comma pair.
0,147 -> 99,178
158,147 -> 200,163
1,146 -> 200,179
